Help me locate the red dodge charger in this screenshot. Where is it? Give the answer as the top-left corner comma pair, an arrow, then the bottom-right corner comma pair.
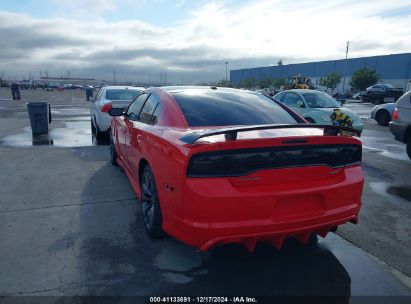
106,86 -> 363,251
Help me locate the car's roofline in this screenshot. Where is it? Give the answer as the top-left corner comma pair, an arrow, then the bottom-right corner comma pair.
159,86 -> 256,94
103,86 -> 144,90
281,89 -> 324,93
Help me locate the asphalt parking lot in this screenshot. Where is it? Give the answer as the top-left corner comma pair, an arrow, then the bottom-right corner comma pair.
0,88 -> 411,301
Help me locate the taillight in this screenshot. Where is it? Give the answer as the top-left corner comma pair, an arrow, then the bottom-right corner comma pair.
187,144 -> 362,177
101,102 -> 113,113
392,108 -> 399,121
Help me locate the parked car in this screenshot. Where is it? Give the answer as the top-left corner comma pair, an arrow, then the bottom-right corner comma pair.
332,92 -> 347,105
389,90 -> 411,159
352,91 -> 366,100
371,103 -> 395,126
274,89 -> 363,134
107,86 -> 364,251
90,86 -> 144,144
362,83 -> 403,104
20,80 -> 33,89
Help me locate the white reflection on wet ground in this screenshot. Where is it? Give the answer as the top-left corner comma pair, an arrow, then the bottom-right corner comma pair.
1,121 -> 92,147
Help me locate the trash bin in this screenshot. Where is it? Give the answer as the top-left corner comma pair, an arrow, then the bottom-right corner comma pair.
27,102 -> 52,134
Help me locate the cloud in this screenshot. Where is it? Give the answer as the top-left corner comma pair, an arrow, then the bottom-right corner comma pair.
0,1 -> 411,83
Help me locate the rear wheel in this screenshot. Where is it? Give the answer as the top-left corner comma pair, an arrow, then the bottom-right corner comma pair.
140,165 -> 164,238
91,120 -> 95,134
407,137 -> 411,160
92,117 -> 106,145
375,110 -> 390,126
109,132 -> 118,166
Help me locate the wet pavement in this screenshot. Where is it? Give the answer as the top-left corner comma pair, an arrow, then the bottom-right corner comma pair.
0,146 -> 410,300
0,88 -> 93,147
1,121 -> 92,147
0,89 -> 411,300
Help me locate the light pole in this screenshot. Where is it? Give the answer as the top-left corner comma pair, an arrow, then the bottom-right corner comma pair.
225,61 -> 228,82
342,41 -> 350,95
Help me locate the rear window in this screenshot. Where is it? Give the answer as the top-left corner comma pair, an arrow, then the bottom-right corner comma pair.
172,90 -> 298,127
106,89 -> 141,100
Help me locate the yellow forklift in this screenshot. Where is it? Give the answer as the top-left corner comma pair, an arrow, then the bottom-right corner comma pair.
285,75 -> 313,90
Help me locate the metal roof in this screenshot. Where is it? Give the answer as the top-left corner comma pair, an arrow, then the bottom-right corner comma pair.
230,53 -> 411,84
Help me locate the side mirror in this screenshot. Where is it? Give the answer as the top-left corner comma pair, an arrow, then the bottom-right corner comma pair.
109,108 -> 125,116
297,100 -> 305,108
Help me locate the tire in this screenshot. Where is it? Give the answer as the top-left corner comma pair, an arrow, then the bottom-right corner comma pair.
91,120 -> 95,134
375,110 -> 390,126
305,117 -> 315,123
109,132 -> 118,166
140,165 -> 164,238
92,117 -> 106,145
407,137 -> 411,160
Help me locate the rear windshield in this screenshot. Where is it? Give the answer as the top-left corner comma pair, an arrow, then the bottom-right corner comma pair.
172,90 -> 298,127
106,89 -> 141,100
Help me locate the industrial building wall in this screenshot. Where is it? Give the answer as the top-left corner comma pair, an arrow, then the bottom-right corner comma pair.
230,53 -> 411,93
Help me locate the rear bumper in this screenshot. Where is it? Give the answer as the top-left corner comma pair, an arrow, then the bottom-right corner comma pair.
198,215 -> 358,251
163,166 -> 363,251
389,121 -> 407,142
352,122 -> 363,134
96,112 -> 111,132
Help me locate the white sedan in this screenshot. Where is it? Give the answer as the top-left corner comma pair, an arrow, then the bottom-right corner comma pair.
90,86 -> 144,144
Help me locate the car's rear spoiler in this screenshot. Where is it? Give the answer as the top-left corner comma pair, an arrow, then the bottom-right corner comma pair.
180,124 -> 361,144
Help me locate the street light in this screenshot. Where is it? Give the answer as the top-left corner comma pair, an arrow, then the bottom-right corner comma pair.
342,41 -> 350,95
225,61 -> 228,82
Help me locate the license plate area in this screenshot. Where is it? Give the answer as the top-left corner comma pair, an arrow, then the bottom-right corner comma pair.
273,194 -> 325,221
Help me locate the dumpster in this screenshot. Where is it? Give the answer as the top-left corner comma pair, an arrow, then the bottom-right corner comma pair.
27,102 -> 52,134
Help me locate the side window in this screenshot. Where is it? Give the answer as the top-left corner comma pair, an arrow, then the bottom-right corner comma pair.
94,89 -> 103,103
283,93 -> 303,107
139,94 -> 160,124
152,103 -> 162,124
275,92 -> 285,102
126,93 -> 148,121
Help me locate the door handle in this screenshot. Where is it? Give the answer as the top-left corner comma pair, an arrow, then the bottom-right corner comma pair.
137,134 -> 142,143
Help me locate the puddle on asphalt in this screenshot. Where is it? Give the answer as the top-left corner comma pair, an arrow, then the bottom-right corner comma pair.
154,239 -> 207,284
1,121 -> 93,147
362,141 -> 409,162
387,186 -> 411,202
50,108 -> 90,116
370,182 -> 411,203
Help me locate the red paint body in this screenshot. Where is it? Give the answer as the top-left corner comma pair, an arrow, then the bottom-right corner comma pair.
111,87 -> 363,251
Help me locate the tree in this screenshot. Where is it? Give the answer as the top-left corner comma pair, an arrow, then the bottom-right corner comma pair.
350,67 -> 380,91
258,78 -> 273,89
319,72 -> 342,93
272,78 -> 286,89
239,77 -> 256,89
215,79 -> 233,87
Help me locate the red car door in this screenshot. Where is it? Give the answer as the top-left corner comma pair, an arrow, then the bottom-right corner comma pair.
122,93 -> 149,173
125,94 -> 161,180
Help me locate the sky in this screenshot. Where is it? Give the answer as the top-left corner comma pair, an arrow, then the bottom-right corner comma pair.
0,0 -> 411,84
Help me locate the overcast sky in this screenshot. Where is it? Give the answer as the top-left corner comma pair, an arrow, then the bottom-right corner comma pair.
0,0 -> 411,84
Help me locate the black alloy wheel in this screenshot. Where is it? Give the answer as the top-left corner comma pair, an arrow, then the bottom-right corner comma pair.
141,166 -> 164,238
376,110 -> 390,126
